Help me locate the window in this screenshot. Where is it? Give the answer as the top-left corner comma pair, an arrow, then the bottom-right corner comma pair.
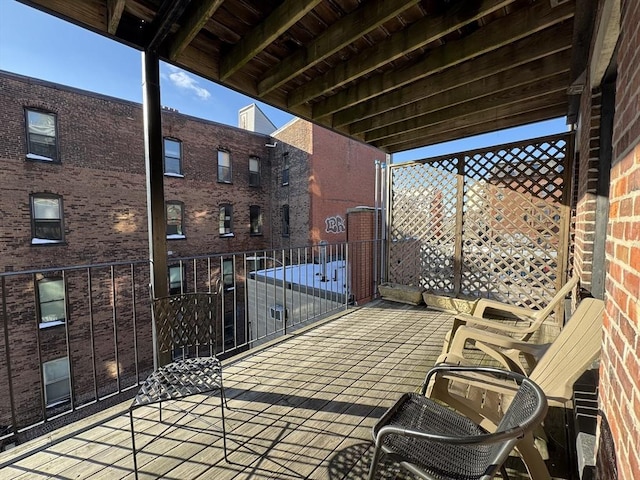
43,357 -> 70,406
168,265 -> 185,295
166,201 -> 185,238
270,304 -> 287,322
37,277 -> 66,327
164,138 -> 182,176
282,204 -> 290,237
223,259 -> 234,289
218,150 -> 232,183
249,156 -> 261,187
282,153 -> 289,186
31,194 -> 64,244
219,204 -> 233,236
25,109 -> 58,161
250,205 -> 262,235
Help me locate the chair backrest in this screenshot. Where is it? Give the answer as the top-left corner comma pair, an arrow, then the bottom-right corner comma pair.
530,275 -> 579,323
152,292 -> 220,365
530,297 -> 605,403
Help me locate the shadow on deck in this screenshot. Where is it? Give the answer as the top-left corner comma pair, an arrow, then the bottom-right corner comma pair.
0,301 -> 573,479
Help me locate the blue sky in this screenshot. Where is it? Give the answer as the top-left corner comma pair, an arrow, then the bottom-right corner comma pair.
0,0 -> 567,162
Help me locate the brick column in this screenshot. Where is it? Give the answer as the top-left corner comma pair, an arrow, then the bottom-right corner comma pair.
346,207 -> 379,304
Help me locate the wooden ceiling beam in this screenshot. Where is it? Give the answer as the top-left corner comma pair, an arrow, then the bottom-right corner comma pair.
107,0 -> 125,35
365,72 -> 569,144
312,0 -> 574,121
168,0 -> 225,61
256,0 -> 420,96
336,23 -> 573,131
219,0 -> 323,81
378,96 -> 568,153
287,0 -> 516,108
354,52 -> 570,139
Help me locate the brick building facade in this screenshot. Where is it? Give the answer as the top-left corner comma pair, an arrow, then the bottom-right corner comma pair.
0,70 -> 381,435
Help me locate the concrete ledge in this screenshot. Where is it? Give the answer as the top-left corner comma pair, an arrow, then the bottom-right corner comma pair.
378,283 -> 424,305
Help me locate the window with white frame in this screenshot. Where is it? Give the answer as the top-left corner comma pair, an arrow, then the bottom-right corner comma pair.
168,265 -> 185,294
31,194 -> 64,244
37,277 -> 66,327
43,357 -> 70,407
249,156 -> 260,187
219,204 -> 233,236
25,109 -> 58,161
250,205 -> 262,235
282,204 -> 290,237
164,138 -> 183,176
223,259 -> 234,289
218,150 -> 232,183
282,152 -> 290,186
166,201 -> 185,238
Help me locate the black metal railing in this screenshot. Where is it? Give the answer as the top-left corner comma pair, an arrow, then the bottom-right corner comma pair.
0,240 -> 381,447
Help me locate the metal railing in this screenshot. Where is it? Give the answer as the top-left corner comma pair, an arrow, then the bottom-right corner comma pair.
0,240 -> 381,447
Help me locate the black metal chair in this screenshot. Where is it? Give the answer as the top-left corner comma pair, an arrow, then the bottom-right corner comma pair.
368,365 -> 548,480
129,291 -> 227,477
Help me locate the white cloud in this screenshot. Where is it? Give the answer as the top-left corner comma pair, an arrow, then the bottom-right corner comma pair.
166,66 -> 211,100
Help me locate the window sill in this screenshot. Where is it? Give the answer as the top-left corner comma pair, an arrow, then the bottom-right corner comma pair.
45,397 -> 70,409
250,232 -> 263,237
167,234 -> 186,240
32,238 -> 65,245
26,153 -> 57,162
282,182 -> 289,186
164,172 -> 184,178
39,320 -> 65,329
219,233 -> 235,238
217,180 -> 233,184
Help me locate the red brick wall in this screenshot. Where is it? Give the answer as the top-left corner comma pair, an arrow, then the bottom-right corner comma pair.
346,207 -> 380,304
597,0 -> 640,478
0,71 -> 272,433
574,90 -> 602,291
271,119 -> 312,248
310,125 -> 380,245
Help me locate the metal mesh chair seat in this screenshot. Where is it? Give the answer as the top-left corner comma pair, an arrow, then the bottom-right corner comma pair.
129,291 -> 227,478
368,366 -> 547,480
377,393 -> 494,480
131,357 -> 223,408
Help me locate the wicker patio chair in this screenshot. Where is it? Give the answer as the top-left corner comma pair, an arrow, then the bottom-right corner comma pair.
368,365 -> 547,480
129,291 -> 227,477
429,298 -> 605,480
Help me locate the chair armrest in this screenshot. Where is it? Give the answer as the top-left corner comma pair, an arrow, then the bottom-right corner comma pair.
454,312 -> 536,334
448,325 -> 550,359
473,299 -> 539,320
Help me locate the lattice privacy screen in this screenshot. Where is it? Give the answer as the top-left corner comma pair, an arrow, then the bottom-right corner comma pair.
388,134 -> 572,310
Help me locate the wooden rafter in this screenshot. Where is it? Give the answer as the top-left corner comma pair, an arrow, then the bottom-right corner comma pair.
366,73 -> 569,144
379,96 -> 568,153
107,0 -> 125,35
287,0 -> 517,107
312,0 -> 575,120
219,0 -> 323,81
168,0 -> 225,61
341,24 -> 573,133
256,0 -> 420,96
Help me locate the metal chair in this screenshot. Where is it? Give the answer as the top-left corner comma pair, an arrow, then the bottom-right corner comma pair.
368,365 -> 548,480
129,291 -> 227,477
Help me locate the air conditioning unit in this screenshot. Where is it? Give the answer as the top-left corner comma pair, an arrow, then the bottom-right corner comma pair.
270,304 -> 287,322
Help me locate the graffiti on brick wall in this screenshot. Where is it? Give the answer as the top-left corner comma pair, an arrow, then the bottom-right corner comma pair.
325,215 -> 346,234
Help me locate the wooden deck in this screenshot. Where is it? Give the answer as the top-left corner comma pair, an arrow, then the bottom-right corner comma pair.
0,301 -> 569,479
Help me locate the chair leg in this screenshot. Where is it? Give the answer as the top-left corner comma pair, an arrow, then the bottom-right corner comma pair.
516,433 -> 552,480
367,444 -> 383,480
129,409 -> 139,480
